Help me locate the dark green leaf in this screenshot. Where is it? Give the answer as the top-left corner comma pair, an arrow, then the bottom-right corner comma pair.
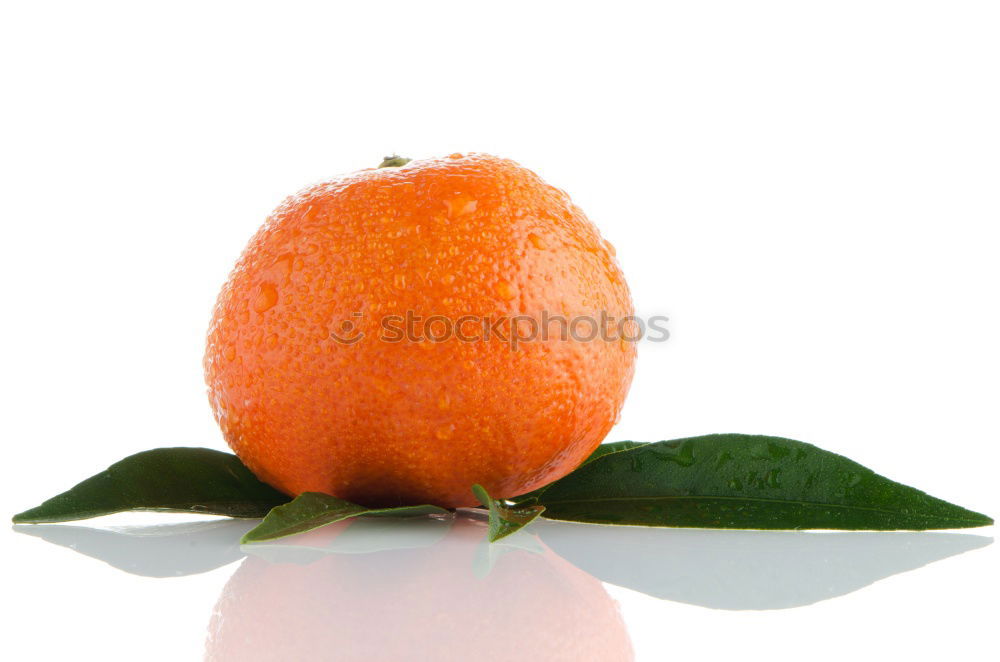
241,492 -> 448,543
532,434 -> 993,530
472,484 -> 545,542
512,441 -> 650,505
583,440 -> 649,465
12,448 -> 290,523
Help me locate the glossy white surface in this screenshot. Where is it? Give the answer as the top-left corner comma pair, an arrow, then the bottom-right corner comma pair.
6,513 -> 997,660
3,2 -> 998,660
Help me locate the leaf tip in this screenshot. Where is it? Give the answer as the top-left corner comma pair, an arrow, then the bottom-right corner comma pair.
470,483 -> 489,506
936,503 -> 994,529
12,507 -> 44,524
239,526 -> 267,545
965,511 -> 993,528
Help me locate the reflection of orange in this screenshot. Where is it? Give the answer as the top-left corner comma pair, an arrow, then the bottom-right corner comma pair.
205,518 -> 633,661
205,154 -> 635,507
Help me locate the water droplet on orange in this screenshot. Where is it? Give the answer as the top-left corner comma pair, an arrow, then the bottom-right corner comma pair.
254,283 -> 278,313
528,233 -> 546,249
495,279 -> 517,301
271,255 -> 293,280
445,195 -> 478,218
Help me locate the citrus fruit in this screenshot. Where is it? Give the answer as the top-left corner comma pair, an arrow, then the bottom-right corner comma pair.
204,153 -> 635,507
205,517 -> 634,661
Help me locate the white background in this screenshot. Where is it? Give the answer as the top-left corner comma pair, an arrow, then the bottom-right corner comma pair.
2,2 -> 997,660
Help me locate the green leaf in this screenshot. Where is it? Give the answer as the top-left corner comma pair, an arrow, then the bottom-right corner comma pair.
512,440 -> 650,505
532,434 -> 993,530
583,440 -> 649,465
12,448 -> 290,523
472,484 -> 545,542
241,492 -> 449,544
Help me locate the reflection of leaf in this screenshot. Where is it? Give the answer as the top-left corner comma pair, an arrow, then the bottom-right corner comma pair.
242,492 -> 449,543
528,434 -> 993,530
472,484 -> 544,542
13,448 -> 289,523
471,521 -> 546,578
536,519 -> 993,610
12,520 -> 254,577
244,516 -> 454,564
323,517 -> 454,554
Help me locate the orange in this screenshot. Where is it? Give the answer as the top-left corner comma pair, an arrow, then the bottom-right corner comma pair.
204,153 -> 635,507
205,517 -> 634,662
